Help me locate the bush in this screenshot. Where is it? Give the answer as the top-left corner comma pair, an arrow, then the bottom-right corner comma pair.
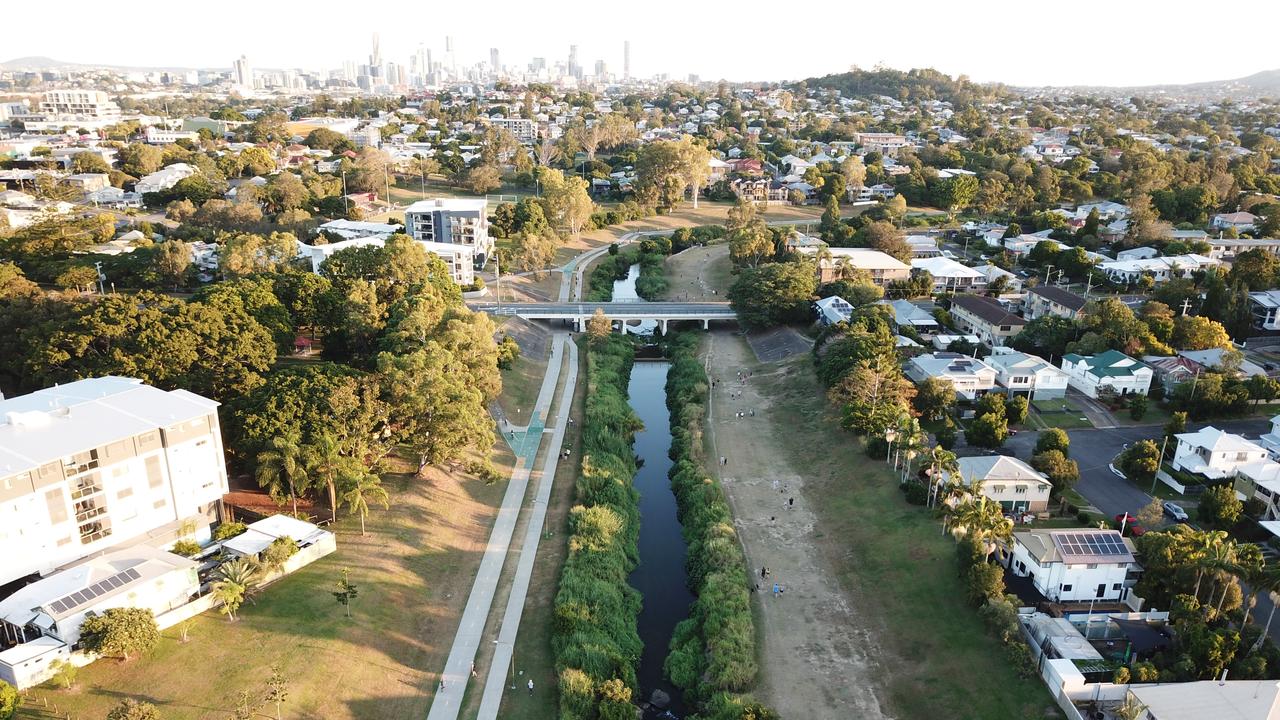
0,680 -> 18,720
966,562 -> 1005,607
79,608 -> 159,660
1113,666 -> 1131,684
1034,427 -> 1070,456
1076,510 -> 1090,524
903,480 -> 928,505
214,522 -> 248,541
1004,395 -> 1028,424
171,539 -> 202,557
261,536 -> 299,572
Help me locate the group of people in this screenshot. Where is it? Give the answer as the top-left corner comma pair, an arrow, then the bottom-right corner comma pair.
754,565 -> 786,597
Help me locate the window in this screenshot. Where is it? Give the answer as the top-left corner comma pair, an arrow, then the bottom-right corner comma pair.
117,488 -> 133,500
1087,563 -> 1098,569
991,485 -> 1006,494
1061,584 -> 1073,592
145,455 -> 164,489
1112,583 -> 1122,591
1015,485 -> 1027,494
153,499 -> 166,510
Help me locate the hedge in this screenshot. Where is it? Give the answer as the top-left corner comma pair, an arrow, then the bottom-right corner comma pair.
553,336 -> 645,719
661,333 -> 776,717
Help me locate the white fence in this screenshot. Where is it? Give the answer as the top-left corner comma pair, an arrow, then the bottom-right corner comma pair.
1156,469 -> 1187,494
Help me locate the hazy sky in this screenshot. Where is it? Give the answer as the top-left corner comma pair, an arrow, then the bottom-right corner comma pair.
8,0 -> 1279,87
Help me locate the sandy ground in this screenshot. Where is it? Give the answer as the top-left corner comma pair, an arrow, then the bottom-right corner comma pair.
702,331 -> 892,720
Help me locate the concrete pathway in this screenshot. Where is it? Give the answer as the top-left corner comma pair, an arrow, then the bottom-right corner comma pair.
477,336 -> 579,719
425,335 -> 566,720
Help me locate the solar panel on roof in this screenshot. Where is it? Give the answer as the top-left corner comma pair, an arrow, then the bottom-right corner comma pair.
69,591 -> 87,605
108,576 -> 124,588
49,600 -> 67,614
125,568 -> 141,581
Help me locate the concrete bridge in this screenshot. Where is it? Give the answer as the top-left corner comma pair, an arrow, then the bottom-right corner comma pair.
470,301 -> 738,333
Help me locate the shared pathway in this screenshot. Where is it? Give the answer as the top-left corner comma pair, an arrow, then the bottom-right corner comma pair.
425,334 -> 570,720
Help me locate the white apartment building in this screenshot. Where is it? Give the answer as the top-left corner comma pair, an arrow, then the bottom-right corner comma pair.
985,347 -> 1069,400
404,198 -> 494,268
36,90 -> 121,120
297,236 -> 476,286
488,116 -> 537,143
0,377 -> 229,587
905,352 -> 998,400
1171,426 -> 1270,480
143,127 -> 200,145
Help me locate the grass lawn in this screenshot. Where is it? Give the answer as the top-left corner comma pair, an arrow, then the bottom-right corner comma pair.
498,336 -> 551,427
18,448 -> 511,720
762,366 -> 1054,720
1030,399 -> 1094,430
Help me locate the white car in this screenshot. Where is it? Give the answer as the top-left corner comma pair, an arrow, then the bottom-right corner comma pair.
1163,501 -> 1189,522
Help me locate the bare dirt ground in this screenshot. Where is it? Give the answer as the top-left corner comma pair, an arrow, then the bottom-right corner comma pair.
662,244 -> 733,302
702,332 -> 892,720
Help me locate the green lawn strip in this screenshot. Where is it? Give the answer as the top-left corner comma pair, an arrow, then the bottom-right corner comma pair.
762,365 -> 1055,720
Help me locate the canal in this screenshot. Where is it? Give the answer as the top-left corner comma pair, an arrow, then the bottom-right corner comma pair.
625,358 -> 692,716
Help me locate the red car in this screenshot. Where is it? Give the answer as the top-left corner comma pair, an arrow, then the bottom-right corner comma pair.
1114,513 -> 1145,537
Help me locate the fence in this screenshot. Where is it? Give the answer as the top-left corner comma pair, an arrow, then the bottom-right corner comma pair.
1155,469 -> 1187,494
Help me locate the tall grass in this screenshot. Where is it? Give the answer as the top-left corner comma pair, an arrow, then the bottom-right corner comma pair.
552,336 -> 645,719
661,333 -> 776,719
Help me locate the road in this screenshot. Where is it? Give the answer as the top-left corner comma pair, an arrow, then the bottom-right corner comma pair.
1002,418 -> 1272,521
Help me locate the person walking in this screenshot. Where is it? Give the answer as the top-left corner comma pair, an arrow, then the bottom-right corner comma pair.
788,497 -> 794,509
772,583 -> 780,597
528,678 -> 535,695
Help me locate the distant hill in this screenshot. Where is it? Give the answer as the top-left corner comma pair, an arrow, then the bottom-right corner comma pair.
800,67 -> 1009,106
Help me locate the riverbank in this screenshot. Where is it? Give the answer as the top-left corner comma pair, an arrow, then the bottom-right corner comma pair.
585,245 -> 668,301
663,332 -> 775,718
551,335 -> 644,718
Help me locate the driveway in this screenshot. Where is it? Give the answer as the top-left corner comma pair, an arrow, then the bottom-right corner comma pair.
1066,389 -> 1119,429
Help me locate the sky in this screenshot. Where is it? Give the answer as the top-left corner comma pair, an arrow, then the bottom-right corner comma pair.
7,0 -> 1280,87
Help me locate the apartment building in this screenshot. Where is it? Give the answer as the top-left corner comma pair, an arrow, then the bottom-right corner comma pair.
1023,285 -> 1087,321
488,116 -> 538,143
0,377 -> 229,586
949,294 -> 1026,347
404,198 -> 494,268
36,90 -> 121,120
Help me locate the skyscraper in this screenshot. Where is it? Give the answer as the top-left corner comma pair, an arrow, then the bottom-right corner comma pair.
490,48 -> 500,74
232,54 -> 253,92
568,45 -> 580,79
445,36 -> 456,74
370,33 -> 382,79
595,60 -> 607,79
624,41 -> 631,80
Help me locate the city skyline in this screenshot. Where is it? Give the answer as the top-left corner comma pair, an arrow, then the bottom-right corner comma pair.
5,0 -> 1280,87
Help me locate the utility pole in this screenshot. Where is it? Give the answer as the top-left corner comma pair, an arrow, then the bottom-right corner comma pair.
1085,273 -> 1093,298
93,261 -> 105,295
1044,264 -> 1054,286
341,171 -> 349,215
495,251 -> 502,311
1150,434 -> 1170,494
1180,298 -> 1192,316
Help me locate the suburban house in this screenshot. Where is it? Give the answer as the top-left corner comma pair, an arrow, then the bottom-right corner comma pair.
0,546 -> 199,688
878,299 -> 939,333
802,247 -> 911,286
985,347 -> 1070,399
1006,529 -> 1138,603
1248,290 -> 1280,330
134,162 -> 196,195
814,296 -> 854,326
971,264 -> 1022,293
905,352 -> 998,400
404,198 -> 494,269
1140,355 -> 1202,393
1171,426 -> 1270,480
0,377 -> 229,587
1211,211 -> 1259,232
1059,350 -> 1153,398
1259,415 -> 1280,459
1116,246 -> 1159,261
905,235 -> 942,258
945,455 -> 1053,513
1128,681 -> 1280,720
1023,285 -> 1088,321
1178,348 -> 1268,379
1096,254 -> 1221,284
949,294 -> 1026,347
1210,237 -> 1280,261
912,257 -> 986,293
1232,460 -> 1280,521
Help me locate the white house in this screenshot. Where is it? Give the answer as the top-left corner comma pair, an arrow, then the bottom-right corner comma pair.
1259,415 -> 1280,459
985,347 -> 1069,400
0,378 -> 229,587
1171,426 -> 1270,480
1006,529 -> 1137,603
1248,290 -> 1280,331
135,163 -> 196,195
905,352 -> 997,400
911,257 -> 986,292
297,236 -> 476,286
0,546 -> 199,689
1023,285 -> 1088,321
1097,254 -> 1221,284
878,299 -> 939,332
971,264 -> 1021,293
1059,350 -> 1153,398
1129,681 -> 1280,720
1212,211 -> 1259,232
946,455 -> 1053,513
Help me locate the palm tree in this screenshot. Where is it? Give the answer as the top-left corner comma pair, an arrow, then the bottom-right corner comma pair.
304,432 -> 359,524
218,557 -> 261,588
926,446 -> 960,508
1196,537 -> 1238,607
1191,530 -> 1229,599
950,496 -> 1014,563
343,471 -> 390,537
940,479 -> 976,536
1253,572 -> 1280,653
256,430 -> 308,516
212,579 -> 246,621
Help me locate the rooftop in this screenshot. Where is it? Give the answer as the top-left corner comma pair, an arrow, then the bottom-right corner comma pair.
1129,680 -> 1280,720
0,377 -> 218,477
912,257 -> 985,278
404,198 -> 487,213
1028,284 -> 1087,312
951,294 -> 1026,328
1176,426 -> 1268,455
1015,528 -> 1135,565
948,455 -> 1050,486
1061,349 -> 1147,377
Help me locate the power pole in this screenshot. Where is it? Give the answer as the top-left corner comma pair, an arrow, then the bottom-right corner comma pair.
1180,298 -> 1192,316
1044,264 -> 1054,286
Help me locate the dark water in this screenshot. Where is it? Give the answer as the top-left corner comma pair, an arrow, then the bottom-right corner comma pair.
626,360 -> 693,717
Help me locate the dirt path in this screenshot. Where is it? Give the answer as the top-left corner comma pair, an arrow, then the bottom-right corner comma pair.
702,331 -> 892,720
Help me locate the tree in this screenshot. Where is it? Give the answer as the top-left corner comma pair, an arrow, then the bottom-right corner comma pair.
255,430 -> 308,515
375,347 -> 494,472
79,608 -> 159,661
634,137 -> 707,209
1130,394 -> 1149,421
1165,411 -> 1188,438
1228,248 -> 1280,290
1172,315 -> 1232,351
155,240 -> 190,289
841,155 -> 867,188
55,265 -> 99,292
1004,395 -> 1029,424
1035,427 -> 1070,456
49,658 -> 78,688
119,143 -> 164,176
950,496 -> 1015,562
859,221 -> 911,263
463,164 -> 502,194
913,378 -> 956,421
509,229 -> 559,273
105,699 -> 160,720
728,260 -> 818,330
726,199 -> 772,267
586,308 -> 612,342
303,432 -> 359,523
1119,439 -> 1162,485
267,665 -> 289,720
930,174 -> 979,211
0,681 -> 15,720
1137,497 -> 1165,529
342,471 -> 389,537
1032,450 -> 1080,493
332,568 -> 359,618
260,537 -> 299,573
1199,485 -> 1244,529
212,574 -> 247,622
968,412 -> 1008,449
70,151 -> 111,174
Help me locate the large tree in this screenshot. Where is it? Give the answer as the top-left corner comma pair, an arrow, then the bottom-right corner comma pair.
79,608 -> 159,661
728,260 -> 817,329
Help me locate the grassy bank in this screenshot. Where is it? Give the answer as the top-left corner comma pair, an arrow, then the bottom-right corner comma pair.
584,246 -> 669,302
662,333 -> 775,719
551,335 -> 644,719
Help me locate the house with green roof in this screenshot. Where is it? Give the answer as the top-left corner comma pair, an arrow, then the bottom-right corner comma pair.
1059,349 -> 1153,399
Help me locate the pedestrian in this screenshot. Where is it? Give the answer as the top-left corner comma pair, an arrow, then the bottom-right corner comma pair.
528,678 -> 535,695
788,497 -> 794,509
471,662 -> 478,679
750,409 -> 755,417
439,679 -> 447,693
772,583 -> 780,597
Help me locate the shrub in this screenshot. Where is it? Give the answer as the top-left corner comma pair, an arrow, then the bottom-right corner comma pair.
0,680 -> 18,720
903,480 -> 928,505
48,658 -> 78,689
171,539 -> 202,557
966,562 -> 1005,607
1035,427 -> 1070,456
79,608 -> 159,660
214,522 -> 248,541
1076,510 -> 1090,524
1113,666 -> 1131,684
260,536 -> 299,572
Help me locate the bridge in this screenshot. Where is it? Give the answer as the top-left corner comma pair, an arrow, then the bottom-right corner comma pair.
470,301 -> 738,333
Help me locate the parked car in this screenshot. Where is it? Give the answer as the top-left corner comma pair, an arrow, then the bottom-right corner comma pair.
1114,513 -> 1146,536
1163,501 -> 1189,522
